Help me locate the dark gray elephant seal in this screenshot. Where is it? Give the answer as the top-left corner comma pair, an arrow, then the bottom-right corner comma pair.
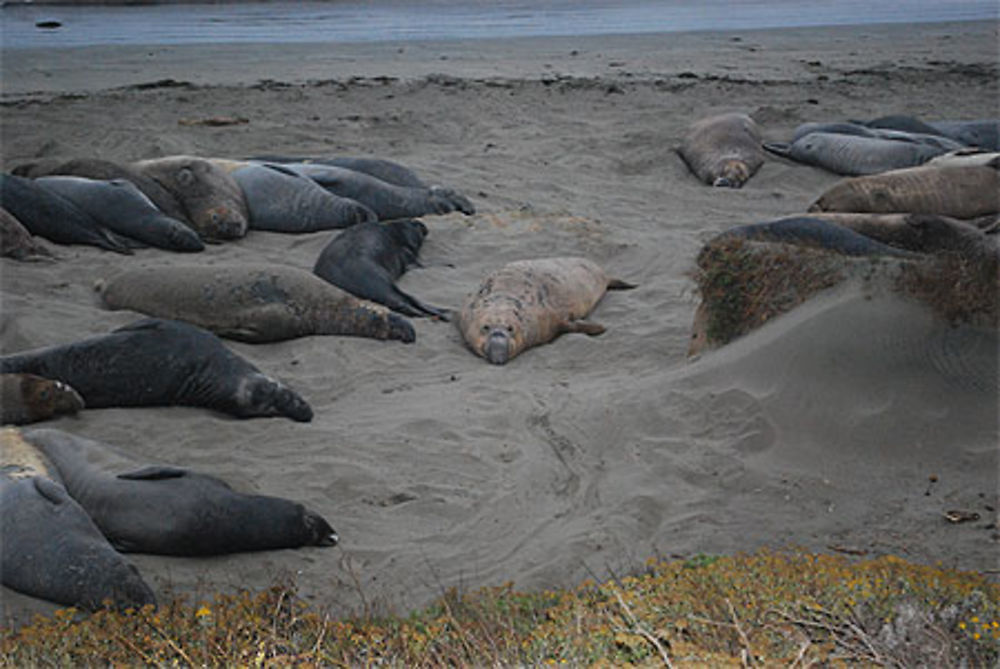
855,114 -> 948,137
0,318 -> 313,422
713,217 -> 920,258
803,212 -> 995,257
809,164 -> 1000,219
131,156 -> 249,241
0,174 -> 132,254
209,159 -> 376,232
790,122 -> 964,151
928,120 -> 1000,151
96,264 -> 416,344
11,157 -> 188,223
36,176 -> 204,252
313,219 -> 450,320
248,155 -> 430,188
22,428 -> 337,556
458,257 -> 636,365
0,207 -> 54,261
269,161 -> 475,220
678,112 -> 765,188
1,429 -> 156,611
764,132 -> 945,175
1,373 -> 84,425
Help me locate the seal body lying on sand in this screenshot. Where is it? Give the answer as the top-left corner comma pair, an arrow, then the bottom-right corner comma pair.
764,132 -> 945,176
1,429 -> 155,611
23,428 -> 338,556
678,112 -> 765,188
714,217 -> 920,258
0,318 -> 313,422
0,174 -> 131,253
809,164 -> 1000,219
272,162 -> 475,220
0,207 -> 54,261
249,155 -> 430,188
457,257 -> 635,364
1,373 -> 84,425
209,159 -> 376,232
804,212 -> 996,257
790,122 -> 965,150
97,264 -> 416,344
928,120 -> 1000,150
131,156 -> 249,241
313,219 -> 450,319
36,176 -> 204,252
927,150 -> 1000,169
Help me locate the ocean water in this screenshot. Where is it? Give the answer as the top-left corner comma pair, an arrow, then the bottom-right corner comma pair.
1,0 -> 996,50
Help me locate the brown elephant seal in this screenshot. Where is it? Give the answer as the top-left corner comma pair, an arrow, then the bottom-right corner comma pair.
22,428 -> 337,556
131,155 -> 249,241
1,373 -> 84,425
678,112 -> 765,188
96,264 -> 416,344
0,318 -> 313,422
0,207 -> 54,261
457,257 -> 635,365
1,428 -> 156,611
809,164 -> 1000,220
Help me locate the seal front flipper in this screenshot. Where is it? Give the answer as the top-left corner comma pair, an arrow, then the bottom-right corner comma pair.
32,476 -> 70,505
118,465 -> 188,481
560,320 -> 606,336
762,142 -> 794,158
607,278 -> 637,291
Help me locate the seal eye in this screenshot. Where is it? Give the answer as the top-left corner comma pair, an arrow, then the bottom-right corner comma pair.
481,325 -> 490,334
506,325 -> 514,334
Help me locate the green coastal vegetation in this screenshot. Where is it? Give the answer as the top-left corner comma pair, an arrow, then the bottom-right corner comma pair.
3,549 -> 997,667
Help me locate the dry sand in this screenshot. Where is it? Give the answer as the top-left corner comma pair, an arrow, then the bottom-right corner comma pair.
1,21 -> 998,625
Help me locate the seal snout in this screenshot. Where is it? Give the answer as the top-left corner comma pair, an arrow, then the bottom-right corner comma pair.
484,330 -> 512,365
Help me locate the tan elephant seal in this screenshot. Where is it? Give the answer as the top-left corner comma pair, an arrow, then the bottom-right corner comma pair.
96,264 -> 415,344
678,112 -> 765,188
457,257 -> 635,365
808,164 -> 1000,220
131,155 -> 249,241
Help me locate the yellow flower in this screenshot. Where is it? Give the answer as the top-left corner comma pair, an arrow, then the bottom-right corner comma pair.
959,622 -> 967,630
196,606 -> 211,618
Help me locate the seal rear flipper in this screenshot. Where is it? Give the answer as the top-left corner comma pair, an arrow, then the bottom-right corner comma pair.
607,278 -> 637,291
561,320 -> 606,336
118,465 -> 188,481
397,288 -> 452,321
762,142 -> 793,158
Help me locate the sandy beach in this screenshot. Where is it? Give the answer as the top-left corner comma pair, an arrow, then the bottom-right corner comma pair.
1,20 -> 998,625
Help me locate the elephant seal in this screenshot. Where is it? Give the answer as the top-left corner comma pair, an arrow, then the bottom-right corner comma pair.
1,373 -> 84,425
0,174 -> 131,254
0,318 -> 313,422
96,264 -> 416,344
713,217 -> 920,258
809,164 -> 1000,219
790,122 -> 964,151
855,114 -> 948,137
678,112 -> 765,188
131,156 -> 249,241
22,428 -> 338,556
248,155 -> 430,188
928,120 -> 1000,151
1,429 -> 156,611
457,257 -> 636,365
36,176 -> 204,252
0,207 -> 54,261
313,219 -> 450,320
268,162 -> 475,220
11,158 -> 188,223
803,212 -> 996,257
927,150 -> 1000,169
764,132 -> 945,175
209,159 -> 376,232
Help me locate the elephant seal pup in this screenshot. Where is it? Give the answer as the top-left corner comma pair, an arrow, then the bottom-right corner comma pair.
131,155 -> 249,241
928,120 -> 1000,151
790,122 -> 964,151
764,132 -> 945,176
209,159 -> 376,232
0,207 -> 54,261
0,174 -> 131,254
248,155 -> 430,188
809,164 -> 1000,219
270,162 -> 475,220
97,264 -> 416,344
457,257 -> 636,365
804,212 -> 995,257
12,157 -> 188,223
313,219 -> 450,320
927,150 -> 1000,169
23,428 -> 338,556
36,176 -> 204,252
855,114 -> 948,137
0,318 -> 313,422
678,112 -> 765,187
713,217 -> 920,258
1,373 -> 84,425
1,429 -> 156,611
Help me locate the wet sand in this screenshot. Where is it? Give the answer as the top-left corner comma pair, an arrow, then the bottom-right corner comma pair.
1,20 -> 997,625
